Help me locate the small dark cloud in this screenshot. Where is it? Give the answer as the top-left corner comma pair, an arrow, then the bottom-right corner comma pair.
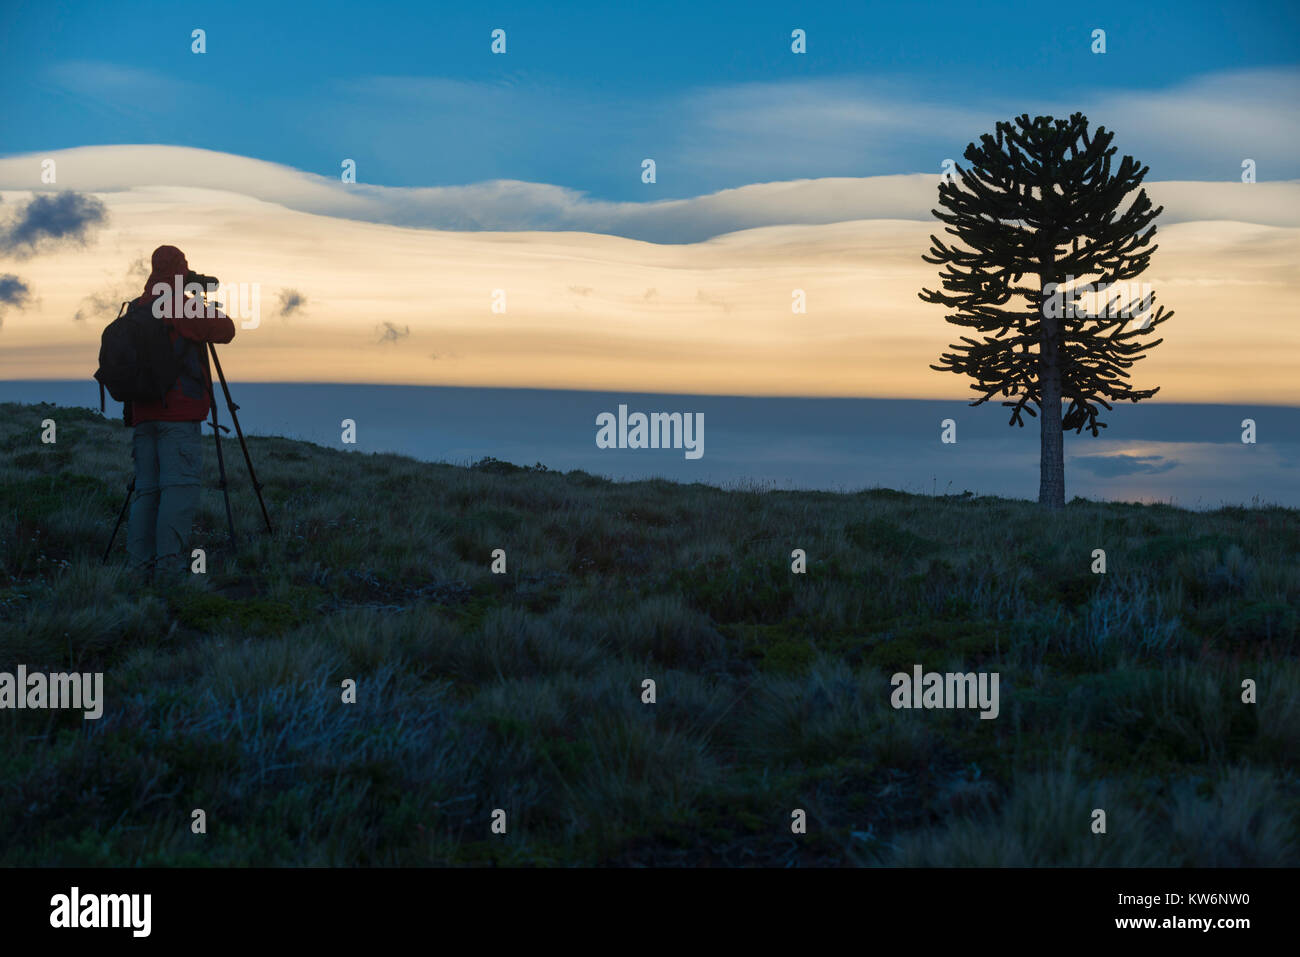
0,274 -> 31,307
74,290 -> 122,322
376,321 -> 410,344
74,254 -> 149,321
695,288 -> 731,313
0,191 -> 108,257
643,288 -> 657,301
1073,453 -> 1178,477
278,288 -> 307,318
0,273 -> 32,328
569,285 -> 592,296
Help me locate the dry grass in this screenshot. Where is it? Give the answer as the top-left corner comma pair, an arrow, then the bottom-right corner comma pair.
1,400 -> 1297,865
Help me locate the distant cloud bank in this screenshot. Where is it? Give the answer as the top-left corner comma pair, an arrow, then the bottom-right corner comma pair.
0,146 -> 1296,244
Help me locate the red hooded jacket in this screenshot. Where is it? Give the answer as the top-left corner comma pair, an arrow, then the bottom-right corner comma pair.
128,245 -> 236,425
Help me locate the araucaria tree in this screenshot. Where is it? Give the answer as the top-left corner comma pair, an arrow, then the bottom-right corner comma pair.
921,113 -> 1172,508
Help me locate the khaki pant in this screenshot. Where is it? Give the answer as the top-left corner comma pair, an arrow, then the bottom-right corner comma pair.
127,420 -> 203,573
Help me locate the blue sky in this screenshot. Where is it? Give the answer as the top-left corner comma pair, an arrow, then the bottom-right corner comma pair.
3,0 -> 1298,199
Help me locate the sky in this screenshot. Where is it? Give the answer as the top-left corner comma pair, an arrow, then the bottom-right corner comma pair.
0,0 -> 1297,403
3,0 -> 1299,195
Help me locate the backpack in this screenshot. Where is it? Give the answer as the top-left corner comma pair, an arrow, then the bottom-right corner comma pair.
93,297 -> 196,414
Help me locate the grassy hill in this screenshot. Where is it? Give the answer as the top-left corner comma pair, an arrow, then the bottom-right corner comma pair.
1,399 -> 1297,866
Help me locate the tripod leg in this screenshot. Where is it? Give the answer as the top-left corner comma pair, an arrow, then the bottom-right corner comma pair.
102,477 -> 135,565
207,373 -> 238,553
208,344 -> 273,535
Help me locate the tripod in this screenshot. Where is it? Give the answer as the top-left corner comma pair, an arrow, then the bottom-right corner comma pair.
101,338 -> 273,564
205,341 -> 273,550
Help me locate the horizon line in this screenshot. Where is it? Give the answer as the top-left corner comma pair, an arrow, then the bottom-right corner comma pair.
6,380 -> 1300,411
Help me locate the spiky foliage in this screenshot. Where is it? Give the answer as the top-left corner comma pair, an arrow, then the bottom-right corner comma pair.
920,113 -> 1173,506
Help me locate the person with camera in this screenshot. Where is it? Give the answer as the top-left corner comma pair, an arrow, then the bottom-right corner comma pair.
123,245 -> 236,578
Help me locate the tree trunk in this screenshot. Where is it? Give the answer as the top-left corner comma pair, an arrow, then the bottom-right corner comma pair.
1038,284 -> 1066,509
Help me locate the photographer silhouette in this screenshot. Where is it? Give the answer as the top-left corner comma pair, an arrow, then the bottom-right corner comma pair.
122,245 -> 235,577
